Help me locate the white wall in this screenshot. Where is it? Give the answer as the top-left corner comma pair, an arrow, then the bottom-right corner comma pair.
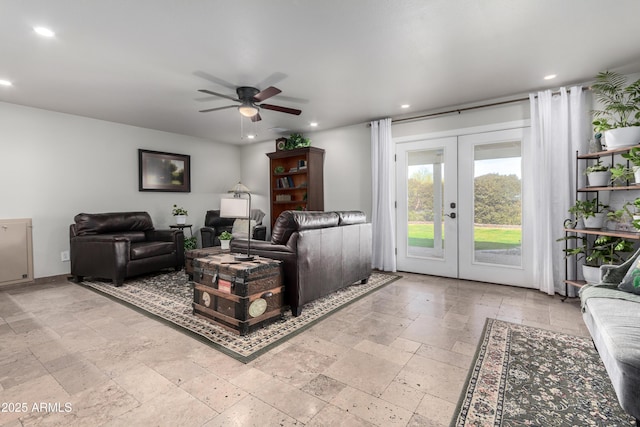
0,101 -> 240,278
241,123 -> 372,233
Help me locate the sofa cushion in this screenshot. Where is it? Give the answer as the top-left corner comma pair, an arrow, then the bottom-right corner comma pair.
618,256 -> 640,295
271,211 -> 340,245
130,241 -> 175,260
75,212 -> 154,235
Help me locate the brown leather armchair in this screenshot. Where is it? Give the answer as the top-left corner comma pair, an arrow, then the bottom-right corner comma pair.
70,212 -> 184,286
231,210 -> 372,316
200,209 -> 267,247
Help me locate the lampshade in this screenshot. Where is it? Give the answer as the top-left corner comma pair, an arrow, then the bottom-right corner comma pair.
238,103 -> 258,118
229,182 -> 250,194
220,198 -> 249,218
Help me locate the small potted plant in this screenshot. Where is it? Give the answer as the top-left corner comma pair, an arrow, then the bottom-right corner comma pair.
621,146 -> 640,183
591,70 -> 640,149
568,199 -> 609,229
172,204 -> 188,224
584,159 -> 610,187
609,163 -> 634,186
560,234 -> 634,284
218,231 -> 232,250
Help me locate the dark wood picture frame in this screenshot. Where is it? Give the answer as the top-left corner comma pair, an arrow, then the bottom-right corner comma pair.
138,149 -> 191,192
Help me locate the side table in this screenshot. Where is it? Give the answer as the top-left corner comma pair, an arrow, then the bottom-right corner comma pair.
170,224 -> 193,237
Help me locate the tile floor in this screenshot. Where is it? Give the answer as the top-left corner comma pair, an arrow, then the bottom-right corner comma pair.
0,273 -> 588,426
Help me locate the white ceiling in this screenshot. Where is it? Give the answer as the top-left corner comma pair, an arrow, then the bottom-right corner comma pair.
2,0 -> 640,145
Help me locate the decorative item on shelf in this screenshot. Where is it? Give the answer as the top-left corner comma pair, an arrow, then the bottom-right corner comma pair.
275,137 -> 287,151
591,70 -> 640,150
289,167 -> 298,173
298,159 -> 307,170
568,199 -> 609,229
588,133 -> 603,153
284,133 -> 311,150
172,204 -> 188,224
184,236 -> 197,251
218,231 -> 232,250
584,159 -> 611,187
220,182 -> 254,261
621,146 -> 640,184
609,163 -> 634,186
275,194 -> 292,202
628,198 -> 640,230
274,165 -> 285,174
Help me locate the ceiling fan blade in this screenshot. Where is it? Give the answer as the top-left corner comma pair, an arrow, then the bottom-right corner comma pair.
197,89 -> 239,102
199,105 -> 237,113
251,113 -> 262,122
260,103 -> 302,115
253,86 -> 282,102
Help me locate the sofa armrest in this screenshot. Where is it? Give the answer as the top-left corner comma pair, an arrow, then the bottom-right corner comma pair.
146,229 -> 181,242
231,239 -> 294,254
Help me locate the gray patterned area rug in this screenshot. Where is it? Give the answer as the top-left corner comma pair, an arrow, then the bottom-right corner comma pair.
451,318 -> 636,427
80,270 -> 398,363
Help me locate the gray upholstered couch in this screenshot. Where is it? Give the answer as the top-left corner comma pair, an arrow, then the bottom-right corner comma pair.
580,250 -> 640,423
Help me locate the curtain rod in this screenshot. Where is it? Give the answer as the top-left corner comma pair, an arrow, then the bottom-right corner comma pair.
387,86 -> 590,125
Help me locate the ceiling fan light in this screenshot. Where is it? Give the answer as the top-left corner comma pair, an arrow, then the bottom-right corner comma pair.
238,104 -> 258,118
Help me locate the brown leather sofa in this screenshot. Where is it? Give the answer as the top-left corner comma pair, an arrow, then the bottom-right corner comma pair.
70,212 -> 184,285
200,209 -> 267,247
231,210 -> 372,316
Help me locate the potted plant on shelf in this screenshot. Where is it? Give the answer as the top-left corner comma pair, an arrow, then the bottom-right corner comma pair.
621,146 -> 640,183
172,205 -> 188,224
218,231 -> 232,250
584,159 -> 611,187
609,163 -> 634,186
591,70 -> 640,150
560,234 -> 634,284
568,199 -> 609,229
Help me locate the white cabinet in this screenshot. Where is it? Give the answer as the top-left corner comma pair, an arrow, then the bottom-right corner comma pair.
0,218 -> 33,286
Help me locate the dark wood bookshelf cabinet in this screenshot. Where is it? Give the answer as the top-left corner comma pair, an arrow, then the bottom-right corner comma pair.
266,147 -> 325,228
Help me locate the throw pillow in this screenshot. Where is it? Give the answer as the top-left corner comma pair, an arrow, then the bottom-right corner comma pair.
617,257 -> 640,295
232,219 -> 256,239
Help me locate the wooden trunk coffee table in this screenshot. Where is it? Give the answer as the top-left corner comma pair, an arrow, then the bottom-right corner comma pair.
192,253 -> 284,335
185,247 -> 227,280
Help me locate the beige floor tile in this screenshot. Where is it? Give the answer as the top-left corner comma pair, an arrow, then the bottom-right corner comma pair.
203,395 -> 299,427
380,379 -> 425,412
306,403 -> 376,427
414,392 -> 456,425
330,386 -> 413,427
300,374 -> 347,402
112,365 -> 176,403
249,378 -> 326,423
323,349 -> 403,396
180,372 -> 248,413
395,354 -> 468,403
353,339 -> 414,366
104,387 -> 216,426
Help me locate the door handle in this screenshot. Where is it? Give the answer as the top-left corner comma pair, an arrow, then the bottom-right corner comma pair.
445,212 -> 456,219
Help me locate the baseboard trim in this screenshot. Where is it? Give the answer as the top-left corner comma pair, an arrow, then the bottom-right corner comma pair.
0,274 -> 71,290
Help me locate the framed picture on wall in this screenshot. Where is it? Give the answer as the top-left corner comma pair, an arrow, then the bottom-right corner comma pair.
138,149 -> 191,192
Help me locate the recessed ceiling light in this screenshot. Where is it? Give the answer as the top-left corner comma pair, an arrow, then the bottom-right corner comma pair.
246,134 -> 256,139
544,74 -> 557,80
309,122 -> 318,127
401,104 -> 410,109
34,26 -> 55,37
0,79 -> 12,87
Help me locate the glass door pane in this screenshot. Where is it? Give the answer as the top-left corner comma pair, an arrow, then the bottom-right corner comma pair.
473,141 -> 522,266
407,148 -> 445,258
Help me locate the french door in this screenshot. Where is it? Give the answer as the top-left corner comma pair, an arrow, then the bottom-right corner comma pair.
396,127 -> 533,288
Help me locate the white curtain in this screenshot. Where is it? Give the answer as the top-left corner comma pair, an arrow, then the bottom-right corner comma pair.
528,86 -> 587,295
371,118 -> 396,271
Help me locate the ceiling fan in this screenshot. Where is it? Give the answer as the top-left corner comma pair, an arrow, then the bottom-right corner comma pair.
198,86 -> 301,122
